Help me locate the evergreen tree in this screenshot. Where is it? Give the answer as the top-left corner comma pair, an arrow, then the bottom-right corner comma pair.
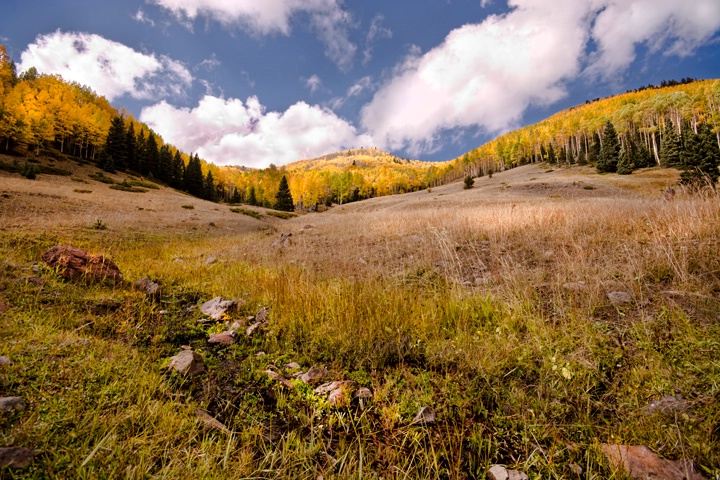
659,118 -> 683,167
546,143 -> 557,164
144,133 -> 160,178
587,132 -> 601,165
136,129 -> 146,173
463,175 -> 474,189
170,150 -> 184,189
597,120 -> 620,173
97,148 -> 115,173
229,187 -> 242,204
617,143 -> 634,175
577,145 -> 587,165
680,123 -> 720,187
125,122 -> 137,172
203,171 -> 216,201
158,144 -> 173,184
102,116 -> 126,171
248,185 -> 257,206
183,154 -> 204,198
274,175 -> 294,211
630,131 -> 653,168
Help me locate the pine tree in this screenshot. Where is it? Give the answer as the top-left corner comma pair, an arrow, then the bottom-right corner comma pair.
597,121 -> 620,173
125,122 -> 137,172
546,143 -> 556,164
144,133 -> 160,178
101,116 -> 126,172
170,150 -> 184,189
183,154 -> 204,198
680,123 -> 720,187
587,132 -> 601,165
274,175 -> 294,211
248,185 -> 257,206
463,175 -> 474,189
204,171 -> 216,201
659,118 -> 683,167
158,144 -> 172,184
617,143 -> 634,175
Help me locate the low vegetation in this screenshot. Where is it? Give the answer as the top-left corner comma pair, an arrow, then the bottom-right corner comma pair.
1,162 -> 718,478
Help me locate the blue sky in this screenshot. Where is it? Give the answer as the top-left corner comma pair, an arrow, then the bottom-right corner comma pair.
2,0 -> 720,168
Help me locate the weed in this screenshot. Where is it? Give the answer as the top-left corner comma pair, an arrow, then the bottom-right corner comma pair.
266,210 -> 297,219
230,207 -> 262,219
91,219 -> 107,230
182,204 -> 195,210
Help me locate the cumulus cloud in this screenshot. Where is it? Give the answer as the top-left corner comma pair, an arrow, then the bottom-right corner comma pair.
140,95 -> 372,168
18,31 -> 192,101
360,0 -> 720,155
587,0 -> 720,77
151,0 -> 356,70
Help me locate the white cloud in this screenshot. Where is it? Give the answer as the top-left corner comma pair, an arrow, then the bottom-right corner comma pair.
328,76 -> 374,110
360,0 -> 720,155
196,53 -> 221,71
360,0 -> 592,154
587,0 -> 720,78
304,74 -> 323,93
151,0 -> 356,70
134,8 -> 156,26
140,95 -> 372,168
18,31 -> 192,102
363,13 -> 392,64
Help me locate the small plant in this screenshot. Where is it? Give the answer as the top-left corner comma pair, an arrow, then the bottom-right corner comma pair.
182,204 -> 195,210
91,219 -> 107,230
74,189 -> 92,194
89,171 -> 115,184
463,175 -> 475,189
21,162 -> 39,179
266,210 -> 296,219
110,180 -> 147,193
230,207 -> 262,219
583,185 -> 596,190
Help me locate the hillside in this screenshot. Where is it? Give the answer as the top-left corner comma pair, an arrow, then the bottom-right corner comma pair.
2,160 -> 719,478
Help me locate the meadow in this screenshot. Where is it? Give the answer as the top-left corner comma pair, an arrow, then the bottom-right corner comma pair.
1,157 -> 719,479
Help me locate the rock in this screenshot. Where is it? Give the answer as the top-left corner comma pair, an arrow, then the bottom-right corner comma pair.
196,409 -> 228,432
168,349 -> 205,376
354,387 -> 373,399
0,447 -> 36,469
271,232 -> 292,248
205,256 -> 217,265
255,351 -> 266,357
299,224 -> 316,233
607,291 -> 632,306
563,281 -> 586,291
411,406 -> 436,425
41,245 -> 123,284
300,367 -> 328,384
568,463 -> 583,476
229,321 -> 243,333
328,386 -> 350,406
254,307 -> 270,324
208,331 -> 236,345
0,397 -> 26,415
0,356 -> 10,366
486,465 -> 528,480
263,369 -> 294,388
645,395 -> 690,416
246,321 -> 264,337
284,362 -> 301,370
200,296 -> 237,321
601,444 -> 707,480
133,277 -> 161,298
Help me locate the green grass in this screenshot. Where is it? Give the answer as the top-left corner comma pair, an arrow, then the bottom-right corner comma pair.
1,187 -> 720,478
230,207 -> 262,219
266,210 -> 297,219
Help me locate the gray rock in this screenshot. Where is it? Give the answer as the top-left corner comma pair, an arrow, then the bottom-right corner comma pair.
354,387 -> 373,399
200,296 -> 238,321
196,409 -> 228,432
607,291 -> 632,306
204,256 -> 218,265
0,397 -> 26,415
601,444 -> 707,480
254,307 -> 270,324
168,349 -> 205,376
300,367 -> 328,384
133,277 -> 161,297
0,356 -> 10,366
0,447 -> 36,469
569,463 -> 583,476
229,321 -> 243,333
314,381 -> 354,396
208,331 -> 236,345
486,465 -> 528,480
645,395 -> 690,416
563,281 -> 586,291
263,369 -> 294,388
246,321 -> 263,337
285,362 -> 301,370
411,406 -> 436,425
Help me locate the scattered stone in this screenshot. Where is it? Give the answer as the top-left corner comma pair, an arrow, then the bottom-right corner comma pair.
168,349 -> 205,376
358,257 -> 367,265
486,465 -> 528,480
411,406 -> 436,425
563,281 -> 586,291
298,224 -> 316,233
0,397 -> 26,415
255,351 -> 266,357
263,369 -> 294,388
271,232 -> 292,248
254,307 -> 270,324
354,387 -> 373,399
133,277 -> 161,298
0,447 -> 36,469
205,256 -> 217,265
601,444 -> 706,480
13,276 -> 45,286
41,245 -> 123,284
607,291 -> 632,306
568,463 -> 583,476
246,321 -> 264,337
284,362 -> 301,370
208,331 -> 236,345
200,296 -> 238,321
0,356 -> 10,366
645,395 -> 690,416
300,367 -> 328,384
196,409 -> 228,432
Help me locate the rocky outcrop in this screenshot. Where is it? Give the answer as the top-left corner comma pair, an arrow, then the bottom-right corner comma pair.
41,245 -> 123,284
168,349 -> 205,376
200,297 -> 238,321
0,447 -> 36,469
601,444 -> 706,480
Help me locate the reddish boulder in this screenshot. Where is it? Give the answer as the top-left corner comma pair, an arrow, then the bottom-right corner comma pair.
41,246 -> 123,284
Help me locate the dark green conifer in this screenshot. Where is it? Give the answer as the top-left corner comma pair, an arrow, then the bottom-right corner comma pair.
659,118 -> 683,167
274,175 -> 294,211
248,185 -> 257,206
596,121 -> 620,173
617,144 -> 634,174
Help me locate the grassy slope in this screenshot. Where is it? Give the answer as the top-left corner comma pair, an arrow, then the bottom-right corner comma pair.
1,159 -> 719,479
